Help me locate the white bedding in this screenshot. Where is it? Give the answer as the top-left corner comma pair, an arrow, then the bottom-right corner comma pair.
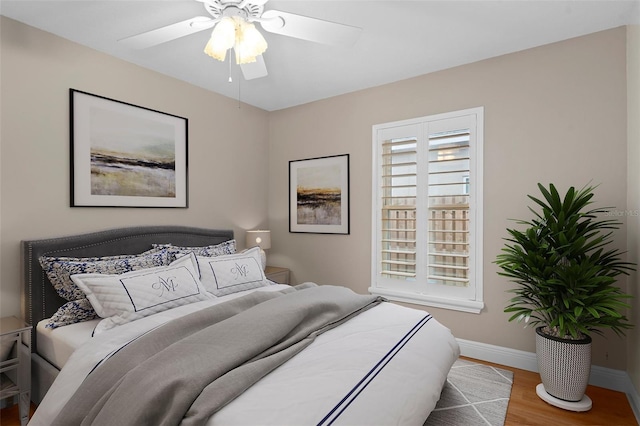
36,318 -> 100,369
30,284 -> 459,426
36,283 -> 289,370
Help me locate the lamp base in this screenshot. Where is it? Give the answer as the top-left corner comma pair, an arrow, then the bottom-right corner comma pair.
535,383 -> 592,412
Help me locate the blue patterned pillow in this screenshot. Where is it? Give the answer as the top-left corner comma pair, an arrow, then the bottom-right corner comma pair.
155,240 -> 237,260
39,247 -> 172,328
46,299 -> 98,329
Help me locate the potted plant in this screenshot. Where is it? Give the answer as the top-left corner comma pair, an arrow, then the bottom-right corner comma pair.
495,183 -> 634,411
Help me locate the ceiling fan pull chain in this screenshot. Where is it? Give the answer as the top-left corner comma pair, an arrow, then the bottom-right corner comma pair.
228,53 -> 241,108
238,70 -> 242,109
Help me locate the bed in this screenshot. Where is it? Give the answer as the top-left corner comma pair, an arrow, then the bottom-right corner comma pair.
21,226 -> 459,425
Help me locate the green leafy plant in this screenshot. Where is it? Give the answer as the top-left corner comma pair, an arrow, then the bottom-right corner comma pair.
495,183 -> 634,340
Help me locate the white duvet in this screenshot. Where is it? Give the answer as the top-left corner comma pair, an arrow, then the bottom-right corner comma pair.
30,284 -> 459,426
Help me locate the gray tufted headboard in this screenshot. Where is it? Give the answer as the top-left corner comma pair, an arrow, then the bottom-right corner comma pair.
21,226 -> 234,353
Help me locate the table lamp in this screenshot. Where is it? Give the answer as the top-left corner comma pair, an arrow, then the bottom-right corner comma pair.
246,229 -> 271,269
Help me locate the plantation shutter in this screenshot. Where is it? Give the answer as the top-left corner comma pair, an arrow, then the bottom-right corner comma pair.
381,136 -> 417,280
427,128 -> 470,288
371,108 -> 483,312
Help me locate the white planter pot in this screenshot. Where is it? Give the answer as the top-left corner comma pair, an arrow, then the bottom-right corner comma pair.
535,326 -> 592,402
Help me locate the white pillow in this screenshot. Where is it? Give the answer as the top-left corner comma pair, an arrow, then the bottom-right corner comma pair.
197,247 -> 270,297
72,253 -> 211,333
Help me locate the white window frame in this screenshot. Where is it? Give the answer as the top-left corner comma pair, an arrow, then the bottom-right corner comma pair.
370,107 -> 484,314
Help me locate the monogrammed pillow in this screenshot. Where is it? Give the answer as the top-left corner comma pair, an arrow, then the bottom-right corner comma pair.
196,247 -> 271,297
72,253 -> 211,334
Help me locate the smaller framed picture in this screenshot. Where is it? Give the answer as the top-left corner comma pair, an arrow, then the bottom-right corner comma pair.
70,89 -> 188,208
289,154 -> 350,234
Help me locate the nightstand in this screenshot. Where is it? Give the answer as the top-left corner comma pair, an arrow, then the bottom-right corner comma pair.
265,266 -> 290,285
0,317 -> 31,426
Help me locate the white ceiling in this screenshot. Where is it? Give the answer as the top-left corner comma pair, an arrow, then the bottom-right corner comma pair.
2,0 -> 639,111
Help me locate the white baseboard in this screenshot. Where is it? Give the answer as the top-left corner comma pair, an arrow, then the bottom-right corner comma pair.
457,338 -> 538,371
457,338 -> 640,424
628,388 -> 640,426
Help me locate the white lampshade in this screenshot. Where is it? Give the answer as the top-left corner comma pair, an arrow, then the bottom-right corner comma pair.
204,16 -> 267,65
246,230 -> 271,250
204,17 -> 236,61
234,20 -> 268,64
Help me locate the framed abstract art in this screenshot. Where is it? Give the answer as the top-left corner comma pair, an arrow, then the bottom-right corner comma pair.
70,89 -> 188,207
289,154 -> 350,234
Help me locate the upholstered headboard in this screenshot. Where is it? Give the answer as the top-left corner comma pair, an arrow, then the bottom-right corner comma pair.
21,226 -> 234,353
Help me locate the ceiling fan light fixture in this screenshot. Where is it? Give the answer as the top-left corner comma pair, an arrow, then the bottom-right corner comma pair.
204,16 -> 267,65
204,16 -> 236,61
234,20 -> 268,64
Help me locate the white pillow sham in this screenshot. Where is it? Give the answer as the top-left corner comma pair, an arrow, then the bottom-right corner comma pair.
197,247 -> 270,297
72,253 -> 212,334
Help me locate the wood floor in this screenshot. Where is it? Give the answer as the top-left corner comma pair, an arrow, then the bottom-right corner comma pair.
469,357 -> 638,425
0,402 -> 35,426
1,357 -> 637,425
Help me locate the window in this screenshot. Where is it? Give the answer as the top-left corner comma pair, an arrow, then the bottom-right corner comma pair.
370,107 -> 484,313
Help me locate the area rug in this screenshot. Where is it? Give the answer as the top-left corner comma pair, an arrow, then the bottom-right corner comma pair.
424,358 -> 514,426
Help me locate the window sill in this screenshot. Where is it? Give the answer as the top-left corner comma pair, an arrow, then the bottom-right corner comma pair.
368,287 -> 484,314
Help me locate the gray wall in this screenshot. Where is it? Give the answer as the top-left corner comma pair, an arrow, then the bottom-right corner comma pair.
0,16 -> 271,317
268,27 -> 631,371
626,24 -> 640,401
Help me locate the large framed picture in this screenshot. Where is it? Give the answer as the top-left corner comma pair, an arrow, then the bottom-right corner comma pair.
289,154 -> 350,234
70,89 -> 188,207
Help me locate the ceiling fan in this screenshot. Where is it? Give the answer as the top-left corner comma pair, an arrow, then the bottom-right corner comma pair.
119,0 -> 362,80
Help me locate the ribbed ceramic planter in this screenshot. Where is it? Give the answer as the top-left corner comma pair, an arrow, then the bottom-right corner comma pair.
535,326 -> 592,402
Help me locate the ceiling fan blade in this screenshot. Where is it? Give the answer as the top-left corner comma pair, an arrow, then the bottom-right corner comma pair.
119,16 -> 216,50
240,55 -> 268,80
259,10 -> 361,46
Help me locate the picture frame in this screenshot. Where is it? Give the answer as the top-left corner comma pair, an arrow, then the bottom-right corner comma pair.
70,89 -> 188,207
289,154 -> 350,234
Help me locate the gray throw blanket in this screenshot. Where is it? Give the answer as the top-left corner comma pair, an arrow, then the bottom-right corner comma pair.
52,283 -> 383,426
